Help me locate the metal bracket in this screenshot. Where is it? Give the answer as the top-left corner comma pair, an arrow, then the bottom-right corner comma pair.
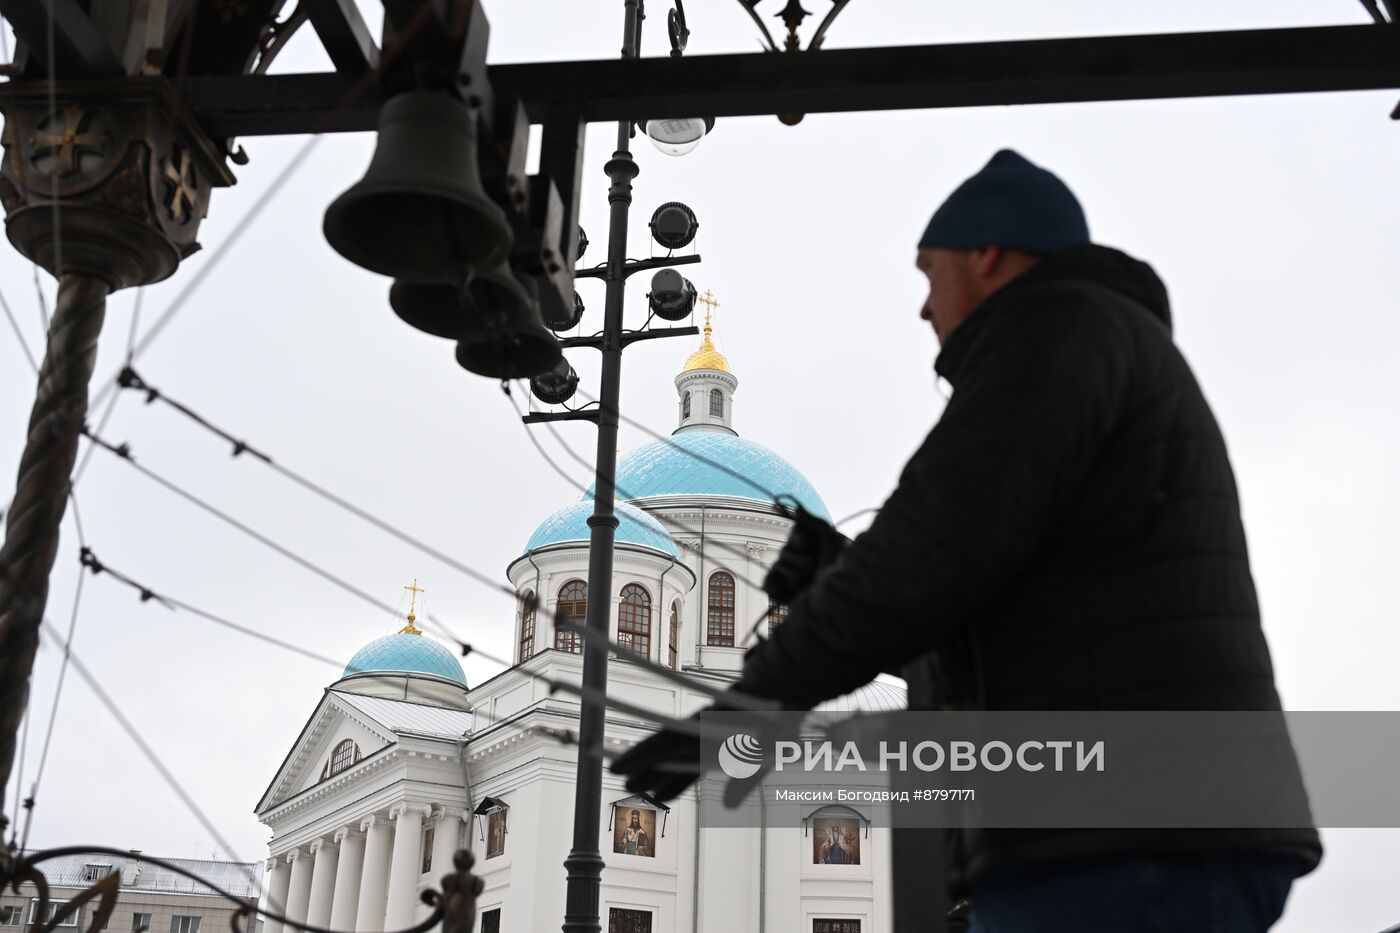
574,253 -> 702,280
521,410 -> 601,425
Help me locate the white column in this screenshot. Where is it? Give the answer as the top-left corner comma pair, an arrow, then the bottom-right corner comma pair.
306,837 -> 338,930
384,803 -> 430,931
262,857 -> 292,933
355,815 -> 393,933
284,848 -> 314,927
330,825 -> 365,932
428,808 -> 463,879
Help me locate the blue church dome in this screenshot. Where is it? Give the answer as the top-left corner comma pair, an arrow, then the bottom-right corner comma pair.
343,632 -> 467,687
524,500 -> 681,559
592,434 -> 830,521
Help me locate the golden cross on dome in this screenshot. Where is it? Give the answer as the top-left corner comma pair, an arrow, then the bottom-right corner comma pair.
401,578 -> 425,634
698,289 -> 720,315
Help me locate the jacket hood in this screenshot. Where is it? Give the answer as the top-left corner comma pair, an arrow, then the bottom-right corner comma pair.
1019,243 -> 1172,330
934,244 -> 1171,383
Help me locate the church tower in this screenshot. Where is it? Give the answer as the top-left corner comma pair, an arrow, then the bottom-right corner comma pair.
674,291 -> 737,436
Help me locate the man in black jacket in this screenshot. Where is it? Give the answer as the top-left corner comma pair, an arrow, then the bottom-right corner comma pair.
613,150 -> 1320,931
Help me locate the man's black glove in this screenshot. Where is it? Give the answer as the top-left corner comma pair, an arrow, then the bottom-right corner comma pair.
764,505 -> 849,605
611,690 -> 791,806
610,714 -> 707,802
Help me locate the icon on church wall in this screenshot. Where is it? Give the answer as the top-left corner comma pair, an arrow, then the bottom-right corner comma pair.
612,805 -> 656,858
486,808 -> 506,859
812,818 -> 860,865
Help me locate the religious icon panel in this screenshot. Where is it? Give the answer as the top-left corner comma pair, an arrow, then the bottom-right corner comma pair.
486,808 -> 506,859
611,805 -> 657,858
811,817 -> 860,865
608,908 -> 652,933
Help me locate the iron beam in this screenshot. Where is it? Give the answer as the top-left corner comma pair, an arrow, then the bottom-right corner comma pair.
303,0 -> 379,73
0,0 -> 123,77
181,25 -> 1400,138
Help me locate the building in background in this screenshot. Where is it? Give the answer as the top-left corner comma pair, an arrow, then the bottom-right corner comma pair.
0,850 -> 260,933
255,318 -> 904,933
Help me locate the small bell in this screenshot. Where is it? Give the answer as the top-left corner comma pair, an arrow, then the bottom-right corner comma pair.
453,265 -> 563,379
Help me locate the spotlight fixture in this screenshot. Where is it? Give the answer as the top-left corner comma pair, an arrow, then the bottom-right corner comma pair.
649,201 -> 699,251
549,291 -> 586,333
648,269 -> 697,321
530,359 -> 579,405
641,118 -> 714,157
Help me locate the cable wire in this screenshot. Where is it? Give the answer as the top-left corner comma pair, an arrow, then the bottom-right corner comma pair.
36,620 -> 257,884
79,549 -> 345,669
31,266 -> 50,332
125,287 -> 144,360
1,283 -> 39,374
575,385 -> 788,506
86,136 -> 324,417
82,427 -> 426,617
508,383 -> 791,606
108,368 -> 523,599
20,494 -> 88,852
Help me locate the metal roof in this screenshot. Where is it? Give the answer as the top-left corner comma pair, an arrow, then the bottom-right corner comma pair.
19,852 -> 260,899
332,691 -> 474,739
524,500 -> 680,559
342,632 -> 467,687
592,433 -> 830,521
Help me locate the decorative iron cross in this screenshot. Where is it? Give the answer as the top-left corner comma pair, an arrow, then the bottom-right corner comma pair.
29,105 -> 105,176
163,144 -> 199,223
698,289 -> 720,314
404,578 -> 426,613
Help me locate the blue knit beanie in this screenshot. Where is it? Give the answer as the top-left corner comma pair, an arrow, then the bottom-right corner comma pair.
919,149 -> 1089,254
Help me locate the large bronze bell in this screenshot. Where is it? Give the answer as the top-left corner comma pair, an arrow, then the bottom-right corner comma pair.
453,265 -> 563,379
323,91 -> 513,282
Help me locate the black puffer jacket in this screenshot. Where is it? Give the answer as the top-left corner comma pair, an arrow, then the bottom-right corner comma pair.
739,244 -> 1322,877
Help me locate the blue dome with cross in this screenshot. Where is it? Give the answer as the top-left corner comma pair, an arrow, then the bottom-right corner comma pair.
590,433 -> 830,521
525,500 -> 681,559
343,631 -> 467,687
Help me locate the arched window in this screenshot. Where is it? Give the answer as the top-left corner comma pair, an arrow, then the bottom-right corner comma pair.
682,392 -> 691,419
518,590 -> 537,661
328,739 -> 359,776
617,584 -> 652,658
709,388 -> 724,417
555,580 -> 587,652
768,598 -> 788,636
668,601 -> 682,669
707,571 -> 735,646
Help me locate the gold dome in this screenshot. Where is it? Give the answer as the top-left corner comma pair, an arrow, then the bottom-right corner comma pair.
682,297 -> 730,374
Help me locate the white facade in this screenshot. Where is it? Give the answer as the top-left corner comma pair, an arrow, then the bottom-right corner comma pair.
256,323 -> 903,933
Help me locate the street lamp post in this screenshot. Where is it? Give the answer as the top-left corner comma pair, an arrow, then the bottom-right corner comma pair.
522,3 -> 708,930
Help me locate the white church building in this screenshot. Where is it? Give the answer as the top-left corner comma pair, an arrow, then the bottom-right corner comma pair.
255,313 -> 905,933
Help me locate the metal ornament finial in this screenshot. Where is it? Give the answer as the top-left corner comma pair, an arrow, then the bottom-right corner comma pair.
698,289 -> 720,315
401,578 -> 425,634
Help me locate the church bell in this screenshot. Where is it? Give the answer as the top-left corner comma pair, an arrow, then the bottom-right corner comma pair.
452,265 -> 563,378
323,91 -> 513,283
387,279 -> 471,339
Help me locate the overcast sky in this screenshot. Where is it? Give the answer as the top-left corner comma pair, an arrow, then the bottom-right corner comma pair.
2,1 -> 1398,930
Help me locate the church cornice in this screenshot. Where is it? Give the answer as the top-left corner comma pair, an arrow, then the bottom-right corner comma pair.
262,744 -> 402,823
